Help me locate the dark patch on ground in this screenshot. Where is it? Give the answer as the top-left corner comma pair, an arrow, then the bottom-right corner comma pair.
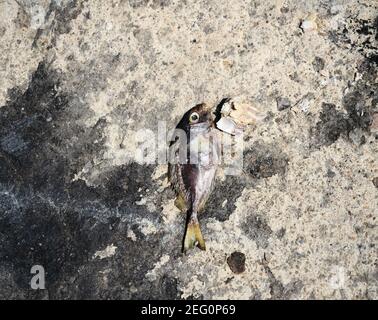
276,97 -> 291,111
264,264 -> 284,299
312,56 -> 325,72
128,0 -> 171,9
276,228 -> 286,239
49,231 -> 180,299
90,163 -> 156,207
262,259 -> 303,299
1,62 -> 68,157
317,15 -> 378,148
325,14 -> 378,142
202,175 -> 249,222
0,61 -> 105,197
326,169 -> 336,178
128,0 -> 150,8
150,0 -> 172,9
32,0 -> 86,48
244,142 -> 289,179
50,0 -> 86,36
343,60 -> 377,128
227,252 -> 246,274
205,142 -> 287,229
343,91 -> 372,131
0,203 -> 113,298
310,57 -> 377,149
0,61 -> 178,299
310,103 -> 351,148
328,15 -> 378,63
242,214 -> 272,249
372,177 -> 378,188
356,18 -> 377,37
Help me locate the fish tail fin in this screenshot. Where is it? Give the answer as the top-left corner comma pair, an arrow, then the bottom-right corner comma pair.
183,216 -> 206,253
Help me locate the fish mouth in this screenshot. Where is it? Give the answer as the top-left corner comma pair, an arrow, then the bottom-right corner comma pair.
205,108 -> 216,125
190,121 -> 212,131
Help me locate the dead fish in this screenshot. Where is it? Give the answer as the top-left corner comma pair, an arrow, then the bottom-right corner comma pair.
168,103 -> 220,253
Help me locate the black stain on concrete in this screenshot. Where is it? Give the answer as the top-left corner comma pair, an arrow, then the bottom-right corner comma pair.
32,0 -> 86,48
0,61 -> 179,299
203,176 -> 248,222
275,228 -> 286,239
276,97 -> 291,111
128,0 -> 172,10
343,59 -> 377,127
262,260 -> 303,300
314,16 -> 377,149
53,231 -> 179,299
244,142 -> 289,179
312,56 -> 325,72
128,0 -> 150,8
310,58 -> 377,149
242,214 -> 273,249
328,15 -> 378,63
204,142 -> 287,226
310,103 -> 351,148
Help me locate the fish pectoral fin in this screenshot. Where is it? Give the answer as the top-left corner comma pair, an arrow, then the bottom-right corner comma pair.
174,193 -> 187,212
183,219 -> 206,253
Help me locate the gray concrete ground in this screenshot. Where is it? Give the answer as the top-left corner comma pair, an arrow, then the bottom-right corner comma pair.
0,0 -> 377,299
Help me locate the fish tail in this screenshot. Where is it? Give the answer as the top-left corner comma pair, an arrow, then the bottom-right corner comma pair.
183,214 -> 206,253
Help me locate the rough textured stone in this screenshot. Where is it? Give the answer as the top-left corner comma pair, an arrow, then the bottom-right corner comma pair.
227,252 -> 246,274
312,57 -> 325,72
244,142 -> 289,179
276,97 -> 291,111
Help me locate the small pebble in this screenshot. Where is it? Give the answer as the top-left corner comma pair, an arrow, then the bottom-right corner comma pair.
217,97 -> 264,133
300,19 -> 317,32
276,97 -> 291,111
326,169 -> 336,178
297,93 -> 315,113
312,57 -> 325,72
349,128 -> 366,146
372,177 -> 378,188
227,251 -> 246,274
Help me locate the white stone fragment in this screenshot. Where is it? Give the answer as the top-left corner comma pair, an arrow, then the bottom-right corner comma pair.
216,117 -> 242,135
93,244 -> 117,260
217,97 -> 265,134
220,100 -> 233,116
300,14 -> 318,32
127,228 -> 137,241
136,197 -> 147,205
301,19 -> 317,32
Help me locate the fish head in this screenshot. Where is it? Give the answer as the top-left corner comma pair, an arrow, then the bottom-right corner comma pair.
177,103 -> 214,132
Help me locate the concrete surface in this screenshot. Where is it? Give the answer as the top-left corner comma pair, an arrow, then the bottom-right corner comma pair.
0,0 -> 377,299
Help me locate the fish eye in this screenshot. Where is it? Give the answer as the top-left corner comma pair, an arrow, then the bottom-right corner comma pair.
189,112 -> 200,124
